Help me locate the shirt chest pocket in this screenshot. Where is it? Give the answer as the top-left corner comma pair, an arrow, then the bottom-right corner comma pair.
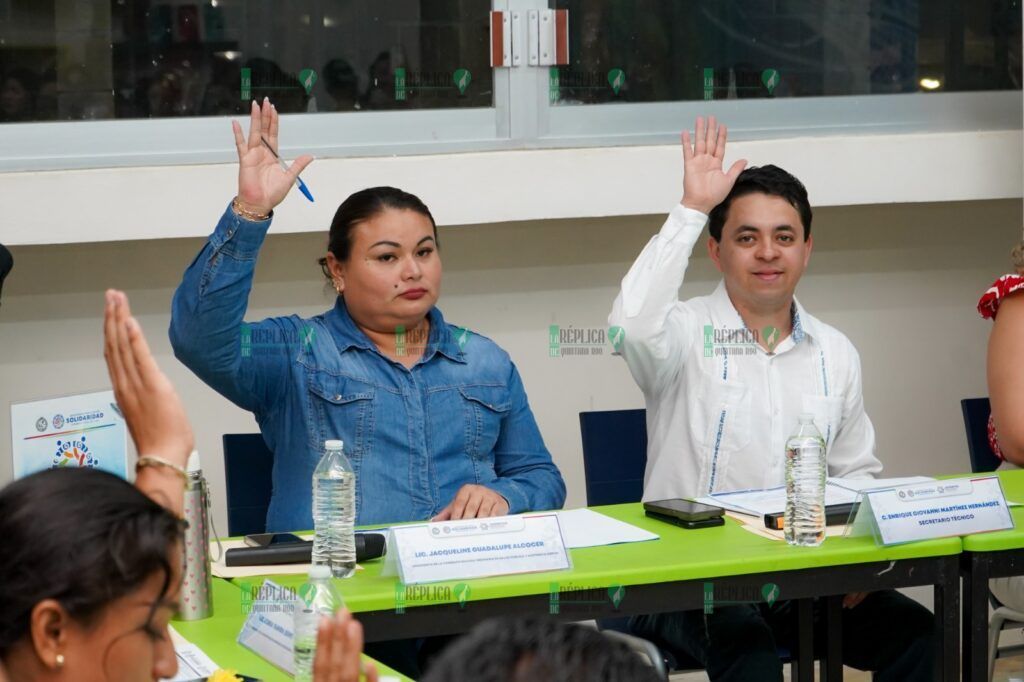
687,370 -> 752,454
306,372 -> 376,460
458,386 -> 511,460
800,394 -> 845,450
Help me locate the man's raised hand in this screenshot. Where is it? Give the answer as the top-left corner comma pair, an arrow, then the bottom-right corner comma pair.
233,98 -> 313,217
680,116 -> 747,215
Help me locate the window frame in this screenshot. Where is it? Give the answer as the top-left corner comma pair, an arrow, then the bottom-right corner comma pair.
0,0 -> 1019,172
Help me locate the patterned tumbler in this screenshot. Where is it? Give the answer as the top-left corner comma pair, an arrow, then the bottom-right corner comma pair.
179,452 -> 213,620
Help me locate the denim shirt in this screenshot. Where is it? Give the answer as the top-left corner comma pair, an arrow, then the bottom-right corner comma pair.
170,204 -> 566,531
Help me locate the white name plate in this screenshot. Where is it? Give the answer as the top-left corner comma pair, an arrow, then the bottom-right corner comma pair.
390,513 -> 571,585
868,476 -> 1013,545
236,579 -> 297,674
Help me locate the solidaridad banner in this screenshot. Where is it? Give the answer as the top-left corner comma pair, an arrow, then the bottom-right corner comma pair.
10,389 -> 128,479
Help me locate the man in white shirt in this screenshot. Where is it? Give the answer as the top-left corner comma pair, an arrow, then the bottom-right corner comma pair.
609,117 -> 933,682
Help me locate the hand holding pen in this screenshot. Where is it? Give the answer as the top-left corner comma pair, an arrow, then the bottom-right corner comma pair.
232,97 -> 314,218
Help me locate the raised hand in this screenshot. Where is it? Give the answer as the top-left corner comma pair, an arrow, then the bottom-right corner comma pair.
103,290 -> 193,514
312,610 -> 379,682
680,116 -> 747,215
233,98 -> 314,216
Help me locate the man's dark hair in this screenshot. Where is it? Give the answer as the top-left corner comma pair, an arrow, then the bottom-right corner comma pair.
0,468 -> 183,662
421,617 -> 661,682
707,165 -> 812,242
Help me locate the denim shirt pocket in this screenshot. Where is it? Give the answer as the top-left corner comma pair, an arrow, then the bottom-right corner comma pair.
458,385 -> 511,461
306,370 -> 376,516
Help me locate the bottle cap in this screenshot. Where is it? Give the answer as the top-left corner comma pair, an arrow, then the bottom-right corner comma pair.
186,450 -> 201,473
309,564 -> 332,580
324,439 -> 344,450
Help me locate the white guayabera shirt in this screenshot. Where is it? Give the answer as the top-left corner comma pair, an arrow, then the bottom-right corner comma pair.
609,205 -> 882,501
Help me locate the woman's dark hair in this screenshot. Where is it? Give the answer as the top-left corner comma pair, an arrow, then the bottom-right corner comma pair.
317,186 -> 438,281
421,617 -> 661,682
0,468 -> 183,658
708,164 -> 813,242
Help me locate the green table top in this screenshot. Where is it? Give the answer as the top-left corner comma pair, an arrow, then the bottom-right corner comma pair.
171,578 -> 411,681
236,503 -> 961,614
958,469 -> 1024,552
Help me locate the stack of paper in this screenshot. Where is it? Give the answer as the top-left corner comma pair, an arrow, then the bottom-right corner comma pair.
556,508 -> 659,548
726,511 -> 849,542
695,476 -> 935,517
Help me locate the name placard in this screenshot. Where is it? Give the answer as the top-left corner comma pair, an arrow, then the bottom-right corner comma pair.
867,476 -> 1013,545
10,389 -> 128,480
236,579 -> 297,674
389,513 -> 571,585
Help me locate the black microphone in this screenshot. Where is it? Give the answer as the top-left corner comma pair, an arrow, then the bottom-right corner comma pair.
356,532 -> 387,562
225,532 -> 387,567
0,243 -> 11,306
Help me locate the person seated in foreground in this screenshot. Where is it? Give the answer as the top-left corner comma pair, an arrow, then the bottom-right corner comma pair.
0,291 -> 375,682
420,617 -> 661,682
0,291 -> 192,680
608,116 -> 934,681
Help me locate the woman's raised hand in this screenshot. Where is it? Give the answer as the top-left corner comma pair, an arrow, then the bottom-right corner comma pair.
233,98 -> 314,216
103,289 -> 193,515
103,290 -> 193,468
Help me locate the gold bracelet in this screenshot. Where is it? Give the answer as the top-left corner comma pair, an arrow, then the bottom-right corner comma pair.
231,197 -> 271,222
136,455 -> 189,484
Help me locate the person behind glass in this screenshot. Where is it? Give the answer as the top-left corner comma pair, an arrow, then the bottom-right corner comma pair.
170,98 -> 565,534
0,68 -> 38,122
322,58 -> 360,111
608,117 -> 934,682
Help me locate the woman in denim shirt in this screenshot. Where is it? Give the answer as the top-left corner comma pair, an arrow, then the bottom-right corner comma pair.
170,99 -> 566,532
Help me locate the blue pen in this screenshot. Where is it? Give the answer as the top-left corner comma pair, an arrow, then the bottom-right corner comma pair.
261,136 -> 314,203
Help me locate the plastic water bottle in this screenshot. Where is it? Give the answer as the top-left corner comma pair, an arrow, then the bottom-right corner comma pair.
312,439 -> 356,578
785,413 -> 827,547
293,564 -> 344,681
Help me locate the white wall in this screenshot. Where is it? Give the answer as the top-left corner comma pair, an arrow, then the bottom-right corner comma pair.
1,129 -> 1020,245
0,198 -> 1019,534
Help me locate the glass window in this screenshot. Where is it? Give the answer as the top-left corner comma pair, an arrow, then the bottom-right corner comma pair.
548,0 -> 1022,106
0,0 -> 493,123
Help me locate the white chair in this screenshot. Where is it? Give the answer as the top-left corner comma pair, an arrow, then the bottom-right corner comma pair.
988,604 -> 1024,681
